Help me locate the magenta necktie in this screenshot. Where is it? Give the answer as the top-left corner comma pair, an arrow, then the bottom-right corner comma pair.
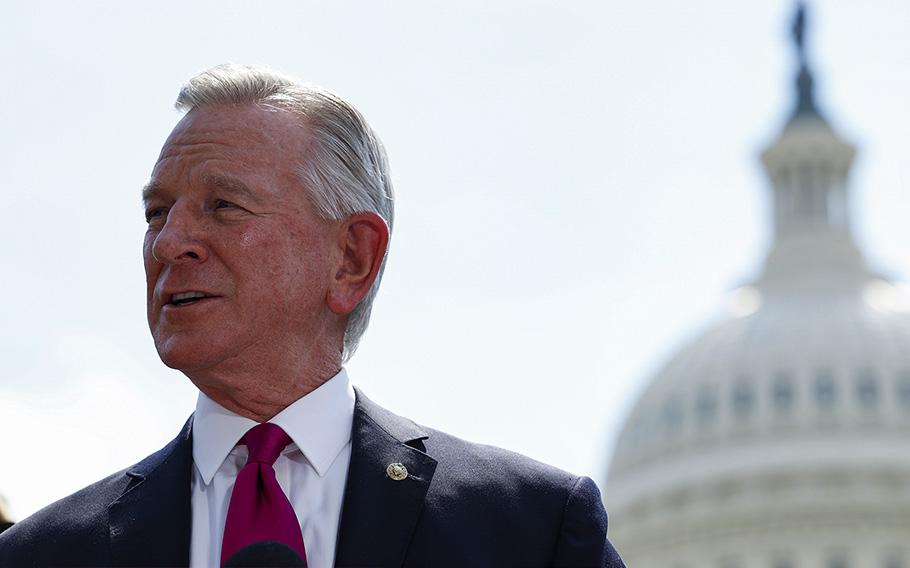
220,423 -> 306,566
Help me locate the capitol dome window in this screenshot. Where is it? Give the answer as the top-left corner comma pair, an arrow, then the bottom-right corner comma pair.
856,370 -> 879,408
732,381 -> 754,420
696,387 -> 718,425
895,373 -> 910,410
772,373 -> 795,414
815,370 -> 836,409
661,396 -> 684,437
772,559 -> 794,568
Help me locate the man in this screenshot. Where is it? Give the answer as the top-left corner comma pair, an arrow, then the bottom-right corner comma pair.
0,64 -> 624,567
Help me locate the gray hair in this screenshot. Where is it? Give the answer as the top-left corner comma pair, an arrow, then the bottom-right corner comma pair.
175,64 -> 394,362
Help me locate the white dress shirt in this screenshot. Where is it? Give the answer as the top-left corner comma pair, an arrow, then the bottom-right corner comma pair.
189,369 -> 355,568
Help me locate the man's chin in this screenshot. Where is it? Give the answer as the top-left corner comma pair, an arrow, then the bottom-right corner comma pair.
155,342 -> 222,373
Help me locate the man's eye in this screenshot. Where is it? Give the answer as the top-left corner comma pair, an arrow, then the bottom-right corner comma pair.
214,199 -> 238,210
145,207 -> 168,223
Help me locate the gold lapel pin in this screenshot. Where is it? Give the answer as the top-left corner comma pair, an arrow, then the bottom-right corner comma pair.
386,462 -> 408,481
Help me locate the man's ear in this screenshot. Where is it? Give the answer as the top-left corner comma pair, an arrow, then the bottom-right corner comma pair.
326,212 -> 390,316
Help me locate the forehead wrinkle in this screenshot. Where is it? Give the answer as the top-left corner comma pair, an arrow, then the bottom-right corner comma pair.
156,139 -> 235,163
158,131 -> 295,176
170,117 -> 279,148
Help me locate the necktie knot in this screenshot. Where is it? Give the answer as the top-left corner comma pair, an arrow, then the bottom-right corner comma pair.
241,422 -> 292,466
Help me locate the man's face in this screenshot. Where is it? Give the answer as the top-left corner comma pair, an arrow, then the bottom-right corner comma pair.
143,105 -> 339,377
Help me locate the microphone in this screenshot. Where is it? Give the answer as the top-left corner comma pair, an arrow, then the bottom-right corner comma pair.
224,541 -> 307,567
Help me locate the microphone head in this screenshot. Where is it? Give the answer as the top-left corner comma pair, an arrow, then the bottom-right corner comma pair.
224,541 -> 307,567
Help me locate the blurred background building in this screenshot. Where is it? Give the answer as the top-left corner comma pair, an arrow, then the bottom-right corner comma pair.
604,4 -> 910,568
0,495 -> 12,535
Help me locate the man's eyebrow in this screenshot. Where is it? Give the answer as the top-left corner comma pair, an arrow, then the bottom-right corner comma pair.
140,176 -> 262,206
141,181 -> 165,206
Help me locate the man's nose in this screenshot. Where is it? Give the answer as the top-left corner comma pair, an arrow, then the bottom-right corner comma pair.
150,205 -> 209,264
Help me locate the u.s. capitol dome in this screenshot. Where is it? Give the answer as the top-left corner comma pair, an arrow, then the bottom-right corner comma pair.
604,6 -> 910,568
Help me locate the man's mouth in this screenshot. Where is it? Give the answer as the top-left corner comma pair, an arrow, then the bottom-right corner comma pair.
168,291 -> 212,307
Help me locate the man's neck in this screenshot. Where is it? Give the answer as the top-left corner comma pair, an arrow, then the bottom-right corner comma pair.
187,353 -> 342,423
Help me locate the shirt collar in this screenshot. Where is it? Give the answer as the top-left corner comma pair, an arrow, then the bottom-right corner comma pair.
192,368 -> 355,485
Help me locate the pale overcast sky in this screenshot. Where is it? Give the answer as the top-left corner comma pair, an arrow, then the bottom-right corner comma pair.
1,0 -> 908,519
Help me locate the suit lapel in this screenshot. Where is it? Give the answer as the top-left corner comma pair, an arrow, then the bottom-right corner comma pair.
335,389 -> 437,567
109,416 -> 194,567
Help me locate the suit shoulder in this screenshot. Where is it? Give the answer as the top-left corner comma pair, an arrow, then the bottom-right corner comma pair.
402,424 -> 624,566
422,425 -> 583,491
422,426 -> 625,566
0,417 -> 193,566
418,424 -> 611,533
0,468 -> 130,564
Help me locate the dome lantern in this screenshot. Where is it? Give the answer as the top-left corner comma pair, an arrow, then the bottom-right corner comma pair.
758,2 -> 868,298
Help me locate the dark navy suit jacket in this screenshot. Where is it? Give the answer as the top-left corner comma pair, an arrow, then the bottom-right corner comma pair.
0,390 -> 624,567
